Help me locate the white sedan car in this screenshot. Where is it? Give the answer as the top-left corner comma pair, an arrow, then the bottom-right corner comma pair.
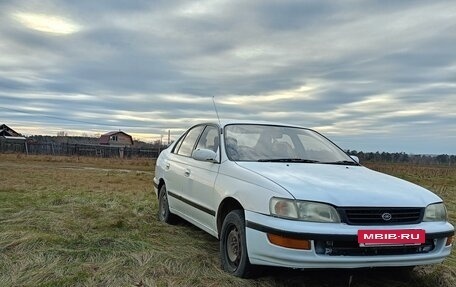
153,120 -> 454,277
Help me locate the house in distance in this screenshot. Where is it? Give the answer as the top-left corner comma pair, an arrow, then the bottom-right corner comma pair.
0,124 -> 28,154
99,131 -> 133,147
0,124 -> 22,137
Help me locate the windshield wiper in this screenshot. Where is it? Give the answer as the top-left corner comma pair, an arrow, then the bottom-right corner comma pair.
321,160 -> 359,166
258,158 -> 320,163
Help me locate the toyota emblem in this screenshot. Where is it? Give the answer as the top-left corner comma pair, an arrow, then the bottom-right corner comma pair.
382,212 -> 392,221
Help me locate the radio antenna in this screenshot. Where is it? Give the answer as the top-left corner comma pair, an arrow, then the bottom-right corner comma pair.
212,96 -> 221,126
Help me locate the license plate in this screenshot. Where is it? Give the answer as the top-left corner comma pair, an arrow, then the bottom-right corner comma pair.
358,229 -> 425,247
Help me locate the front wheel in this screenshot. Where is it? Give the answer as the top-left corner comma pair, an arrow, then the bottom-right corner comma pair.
220,210 -> 255,277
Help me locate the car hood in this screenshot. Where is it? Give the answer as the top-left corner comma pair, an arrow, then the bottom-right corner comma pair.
236,162 -> 441,207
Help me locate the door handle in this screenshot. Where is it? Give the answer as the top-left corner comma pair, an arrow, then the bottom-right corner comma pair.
165,163 -> 170,170
184,169 -> 191,177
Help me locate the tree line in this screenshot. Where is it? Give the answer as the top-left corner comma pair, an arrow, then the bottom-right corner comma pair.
347,150 -> 455,165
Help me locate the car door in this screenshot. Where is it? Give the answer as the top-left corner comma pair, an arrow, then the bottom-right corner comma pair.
183,125 -> 221,234
165,125 -> 205,215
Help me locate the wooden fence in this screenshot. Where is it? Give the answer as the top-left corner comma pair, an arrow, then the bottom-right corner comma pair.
0,140 -> 160,159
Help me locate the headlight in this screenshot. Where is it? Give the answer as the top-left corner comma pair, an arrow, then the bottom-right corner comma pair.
270,198 -> 340,223
270,198 -> 298,219
423,203 -> 447,222
297,201 -> 341,223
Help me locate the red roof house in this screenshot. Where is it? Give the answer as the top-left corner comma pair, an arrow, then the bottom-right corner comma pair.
99,131 -> 133,147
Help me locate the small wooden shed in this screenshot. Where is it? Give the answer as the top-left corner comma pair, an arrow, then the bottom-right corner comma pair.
0,124 -> 21,137
0,124 -> 28,154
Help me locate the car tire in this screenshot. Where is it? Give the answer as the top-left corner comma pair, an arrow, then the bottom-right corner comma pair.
220,210 -> 255,278
157,185 -> 178,224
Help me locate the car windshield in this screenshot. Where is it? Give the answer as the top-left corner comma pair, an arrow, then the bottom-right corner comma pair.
224,124 -> 355,164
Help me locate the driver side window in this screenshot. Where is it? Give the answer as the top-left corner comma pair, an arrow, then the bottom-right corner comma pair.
196,126 -> 219,153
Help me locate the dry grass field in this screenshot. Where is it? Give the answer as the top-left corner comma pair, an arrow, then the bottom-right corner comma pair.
0,154 -> 454,287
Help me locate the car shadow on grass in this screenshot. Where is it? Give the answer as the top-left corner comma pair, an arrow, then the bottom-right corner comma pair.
256,266 -> 427,287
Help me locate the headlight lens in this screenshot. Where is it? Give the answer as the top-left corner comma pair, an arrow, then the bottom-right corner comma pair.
270,198 -> 340,223
297,201 -> 341,223
423,203 -> 447,222
270,198 -> 298,219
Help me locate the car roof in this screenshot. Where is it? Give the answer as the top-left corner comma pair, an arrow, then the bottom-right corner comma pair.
200,119 -> 305,129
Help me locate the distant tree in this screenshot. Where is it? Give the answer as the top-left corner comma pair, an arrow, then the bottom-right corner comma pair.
381,152 -> 391,162
57,131 -> 68,137
436,154 -> 449,164
400,152 -> 409,162
357,151 -> 365,161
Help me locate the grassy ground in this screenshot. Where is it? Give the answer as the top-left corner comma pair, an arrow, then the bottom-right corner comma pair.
0,154 -> 454,287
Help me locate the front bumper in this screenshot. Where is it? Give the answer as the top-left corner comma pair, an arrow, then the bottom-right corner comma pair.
245,210 -> 454,269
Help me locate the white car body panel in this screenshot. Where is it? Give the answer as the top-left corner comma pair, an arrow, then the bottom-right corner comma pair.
216,161 -> 293,214
235,162 -> 441,207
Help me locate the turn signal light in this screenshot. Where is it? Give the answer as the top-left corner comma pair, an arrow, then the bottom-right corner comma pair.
267,233 -> 311,250
446,235 -> 454,246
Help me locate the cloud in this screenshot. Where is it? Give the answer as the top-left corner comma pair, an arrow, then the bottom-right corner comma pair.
0,0 -> 455,153
13,12 -> 81,34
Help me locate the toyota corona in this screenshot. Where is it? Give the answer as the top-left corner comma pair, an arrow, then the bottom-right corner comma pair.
153,120 -> 454,277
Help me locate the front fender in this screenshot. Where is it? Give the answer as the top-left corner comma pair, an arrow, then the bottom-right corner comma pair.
215,161 -> 292,215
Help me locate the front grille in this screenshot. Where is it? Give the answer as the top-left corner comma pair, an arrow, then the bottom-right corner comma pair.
315,239 -> 435,256
339,207 -> 423,225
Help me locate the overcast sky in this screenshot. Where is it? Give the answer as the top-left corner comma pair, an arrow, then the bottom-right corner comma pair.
0,0 -> 455,154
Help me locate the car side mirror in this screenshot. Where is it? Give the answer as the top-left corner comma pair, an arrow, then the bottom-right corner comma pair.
192,148 -> 218,163
350,155 -> 360,164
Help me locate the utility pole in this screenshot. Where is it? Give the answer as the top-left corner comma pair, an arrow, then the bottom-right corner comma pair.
158,134 -> 163,154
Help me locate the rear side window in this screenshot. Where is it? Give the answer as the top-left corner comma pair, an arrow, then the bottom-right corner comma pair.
176,125 -> 204,157
171,134 -> 185,154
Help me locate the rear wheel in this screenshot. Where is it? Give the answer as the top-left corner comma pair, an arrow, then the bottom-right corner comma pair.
220,210 -> 255,277
158,185 -> 177,224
